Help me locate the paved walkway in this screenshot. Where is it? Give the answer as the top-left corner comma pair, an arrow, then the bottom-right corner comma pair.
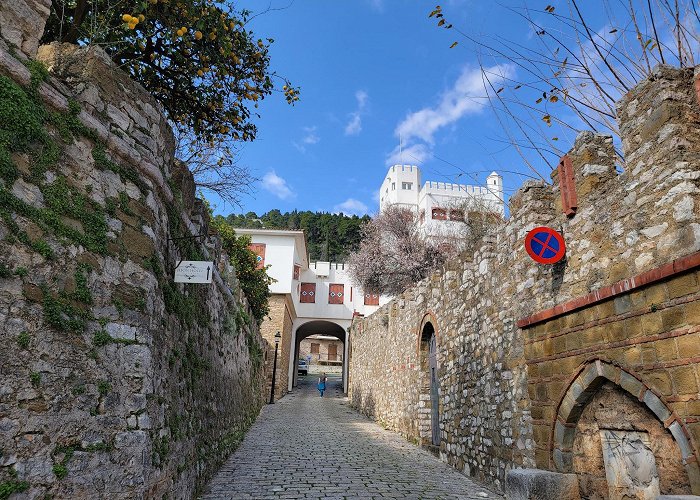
201,375 -> 503,500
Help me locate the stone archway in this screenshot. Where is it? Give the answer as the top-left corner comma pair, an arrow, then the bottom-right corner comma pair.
291,320 -> 347,393
552,359 -> 699,497
418,313 -> 440,450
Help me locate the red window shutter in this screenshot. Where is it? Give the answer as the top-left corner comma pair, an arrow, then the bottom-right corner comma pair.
558,155 -> 577,217
248,243 -> 266,269
329,284 -> 344,304
431,207 -> 447,220
449,209 -> 464,221
364,292 -> 379,306
300,283 -> 316,303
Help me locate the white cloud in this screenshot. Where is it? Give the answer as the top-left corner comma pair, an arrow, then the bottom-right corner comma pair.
385,143 -> 431,166
292,126 -> 320,153
333,198 -> 369,216
395,64 -> 513,145
345,114 -> 362,136
344,90 -> 369,136
302,126 -> 319,144
261,170 -> 295,200
355,90 -> 368,108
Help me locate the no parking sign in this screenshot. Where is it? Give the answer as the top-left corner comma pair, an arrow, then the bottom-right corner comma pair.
524,227 -> 566,264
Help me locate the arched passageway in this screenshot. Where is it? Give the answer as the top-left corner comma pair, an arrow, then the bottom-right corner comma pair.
419,320 -> 439,448
289,320 -> 348,394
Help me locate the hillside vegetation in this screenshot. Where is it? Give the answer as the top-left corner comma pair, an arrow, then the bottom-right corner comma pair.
226,210 -> 370,263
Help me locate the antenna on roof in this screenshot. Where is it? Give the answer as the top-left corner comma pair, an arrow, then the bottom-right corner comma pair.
399,133 -> 403,166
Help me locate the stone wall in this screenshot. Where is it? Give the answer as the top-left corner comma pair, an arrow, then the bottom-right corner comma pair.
261,294 -> 294,401
349,65 -> 700,492
0,7 -> 267,499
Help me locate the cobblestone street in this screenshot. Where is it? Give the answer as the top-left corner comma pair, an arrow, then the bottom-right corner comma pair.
201,376 -> 503,500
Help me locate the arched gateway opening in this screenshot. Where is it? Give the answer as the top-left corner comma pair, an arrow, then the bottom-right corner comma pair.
419,319 -> 439,449
290,320 -> 348,394
553,360 -> 697,498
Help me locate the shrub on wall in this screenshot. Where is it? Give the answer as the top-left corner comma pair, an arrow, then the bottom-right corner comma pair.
212,216 -> 271,323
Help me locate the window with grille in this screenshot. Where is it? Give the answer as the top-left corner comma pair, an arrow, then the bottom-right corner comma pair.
300,283 -> 316,303
329,284 -> 344,304
364,293 -> 379,306
248,243 -> 266,269
449,209 -> 464,221
431,207 -> 447,220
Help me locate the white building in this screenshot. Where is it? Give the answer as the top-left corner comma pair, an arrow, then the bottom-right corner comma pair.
379,164 -> 504,239
233,228 -> 389,398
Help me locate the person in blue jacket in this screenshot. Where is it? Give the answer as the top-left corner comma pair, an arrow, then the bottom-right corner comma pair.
317,373 -> 327,397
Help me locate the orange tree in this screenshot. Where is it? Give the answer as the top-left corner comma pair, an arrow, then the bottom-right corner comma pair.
42,0 -> 298,146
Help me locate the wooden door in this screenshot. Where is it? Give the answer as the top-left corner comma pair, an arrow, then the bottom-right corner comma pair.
328,343 -> 337,361
429,334 -> 439,446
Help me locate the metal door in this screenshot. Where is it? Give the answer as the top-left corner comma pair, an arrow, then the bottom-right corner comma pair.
429,334 -> 439,446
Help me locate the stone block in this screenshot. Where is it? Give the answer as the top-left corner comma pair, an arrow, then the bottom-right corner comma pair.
553,336 -> 567,355
614,294 -> 632,315
688,300 -> 700,324
662,306 -> 687,331
643,390 -> 672,422
642,312 -> 666,336
671,366 -> 699,395
608,321 -> 627,342
667,272 -> 699,299
597,361 -> 620,384
552,448 -> 573,471
677,334 -> 700,358
619,371 -> 644,398
0,0 -> 51,57
646,372 -> 674,396
655,338 -> 679,362
644,285 -> 669,308
505,468 -> 580,500
669,420 -> 694,460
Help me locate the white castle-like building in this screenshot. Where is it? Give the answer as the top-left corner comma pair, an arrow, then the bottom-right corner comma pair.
379,165 -> 505,238
236,165 -> 505,399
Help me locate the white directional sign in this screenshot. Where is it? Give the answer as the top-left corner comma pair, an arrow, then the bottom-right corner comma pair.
174,261 -> 214,284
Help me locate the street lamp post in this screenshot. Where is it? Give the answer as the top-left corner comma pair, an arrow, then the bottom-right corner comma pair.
269,331 -> 281,404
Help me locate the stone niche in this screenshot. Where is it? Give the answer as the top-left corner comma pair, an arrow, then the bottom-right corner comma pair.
572,382 -> 690,499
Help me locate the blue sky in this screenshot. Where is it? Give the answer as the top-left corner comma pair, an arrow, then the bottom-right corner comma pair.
207,0 -> 531,216
210,0 -> 694,217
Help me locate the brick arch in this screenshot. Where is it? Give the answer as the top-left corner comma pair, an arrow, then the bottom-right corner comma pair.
551,359 -> 698,484
416,311 -> 438,356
